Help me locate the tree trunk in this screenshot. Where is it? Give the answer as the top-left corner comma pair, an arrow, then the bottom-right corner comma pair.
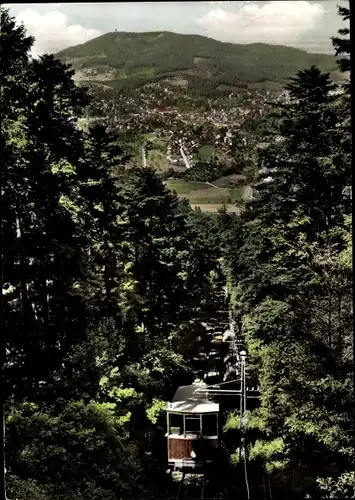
268,472 -> 273,500
262,469 -> 267,499
328,295 -> 332,348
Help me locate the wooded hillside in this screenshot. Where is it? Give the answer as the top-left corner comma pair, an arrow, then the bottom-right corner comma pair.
56,30 -> 339,88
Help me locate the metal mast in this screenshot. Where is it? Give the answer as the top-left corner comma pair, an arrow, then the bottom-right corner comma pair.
193,297 -> 257,499
240,350 -> 250,500
0,144 -> 8,500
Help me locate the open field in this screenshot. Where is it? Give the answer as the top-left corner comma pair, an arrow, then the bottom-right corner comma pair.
164,180 -> 209,193
142,133 -> 156,141
190,204 -> 241,213
197,145 -> 217,161
186,186 -> 242,204
152,138 -> 170,151
213,174 -> 247,188
164,179 -> 244,210
148,149 -> 167,169
143,134 -> 170,156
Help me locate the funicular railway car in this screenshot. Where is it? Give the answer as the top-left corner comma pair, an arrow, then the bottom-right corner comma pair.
166,382 -> 219,470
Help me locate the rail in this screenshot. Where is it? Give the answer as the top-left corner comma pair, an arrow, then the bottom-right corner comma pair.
175,472 -> 207,499
176,472 -> 185,499
172,290 -> 260,499
194,304 -> 257,499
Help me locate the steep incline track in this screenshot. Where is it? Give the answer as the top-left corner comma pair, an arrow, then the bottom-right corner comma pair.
174,472 -> 209,499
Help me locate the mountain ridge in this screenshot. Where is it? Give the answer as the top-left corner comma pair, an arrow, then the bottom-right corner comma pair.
56,30 -> 340,90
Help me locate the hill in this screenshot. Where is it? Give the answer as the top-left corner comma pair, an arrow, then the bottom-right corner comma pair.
56,31 -> 339,90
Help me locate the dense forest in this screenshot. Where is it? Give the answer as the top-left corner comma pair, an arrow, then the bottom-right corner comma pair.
0,4 -> 353,500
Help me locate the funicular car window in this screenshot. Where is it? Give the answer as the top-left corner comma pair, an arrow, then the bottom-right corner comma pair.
202,414 -> 218,436
169,413 -> 183,434
185,415 -> 201,434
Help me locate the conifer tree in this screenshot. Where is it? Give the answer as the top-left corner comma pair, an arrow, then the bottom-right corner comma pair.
1,7 -> 90,497
224,10 -> 352,495
331,3 -> 351,207
117,167 -> 191,360
331,4 -> 350,74
248,66 -> 347,236
1,22 -> 92,404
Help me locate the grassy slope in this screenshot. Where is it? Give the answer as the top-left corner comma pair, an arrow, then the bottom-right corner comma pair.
57,31 -> 338,86
190,204 -> 241,214
165,180 -> 209,193
164,179 -> 244,208
147,149 -> 166,170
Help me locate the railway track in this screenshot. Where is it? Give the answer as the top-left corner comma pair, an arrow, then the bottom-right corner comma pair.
174,471 -> 208,499
167,285 -> 258,500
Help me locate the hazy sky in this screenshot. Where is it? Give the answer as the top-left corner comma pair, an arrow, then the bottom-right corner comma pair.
5,1 -> 349,58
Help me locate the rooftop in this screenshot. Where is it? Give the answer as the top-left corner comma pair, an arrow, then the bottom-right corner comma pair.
168,382 -> 219,414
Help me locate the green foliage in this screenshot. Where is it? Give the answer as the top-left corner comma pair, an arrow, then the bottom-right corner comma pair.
6,400 -> 144,498
249,438 -> 285,460
224,8 -> 353,496
1,5 -> 352,500
316,471 -> 355,499
223,411 -> 240,432
243,410 -> 267,432
182,160 -> 241,183
331,5 -> 350,74
1,8 -> 93,403
338,214 -> 352,269
146,399 -> 167,424
250,66 -> 348,237
230,450 -> 240,465
1,10 -> 227,499
7,476 -> 50,500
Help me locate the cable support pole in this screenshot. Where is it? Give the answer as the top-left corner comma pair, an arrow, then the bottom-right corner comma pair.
240,351 -> 250,500
0,139 -> 9,500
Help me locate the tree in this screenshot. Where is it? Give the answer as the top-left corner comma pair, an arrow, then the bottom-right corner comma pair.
2,37 -> 92,404
224,49 -> 352,499
6,398 -> 145,499
117,167 -> 194,359
331,4 -> 350,74
248,66 -> 349,237
1,8 -> 96,498
0,8 -> 34,118
330,3 -> 351,212
70,124 -> 131,324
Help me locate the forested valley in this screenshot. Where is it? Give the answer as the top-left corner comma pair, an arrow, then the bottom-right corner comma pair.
0,5 -> 353,500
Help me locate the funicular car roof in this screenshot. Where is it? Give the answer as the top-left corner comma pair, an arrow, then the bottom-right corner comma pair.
168,383 -> 219,414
